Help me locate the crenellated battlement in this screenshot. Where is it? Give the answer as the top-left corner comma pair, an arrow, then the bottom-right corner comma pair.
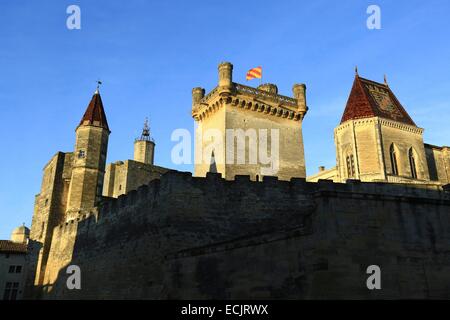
97,170 -> 450,210
193,82 -> 304,122
39,168 -> 450,299
192,62 -> 307,123
29,64 -> 450,299
50,168 -> 450,239
55,172 -> 450,235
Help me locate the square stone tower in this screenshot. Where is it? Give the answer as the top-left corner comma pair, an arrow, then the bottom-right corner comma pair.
335,73 -> 430,183
29,88 -> 110,292
192,62 -> 308,181
65,89 -> 110,220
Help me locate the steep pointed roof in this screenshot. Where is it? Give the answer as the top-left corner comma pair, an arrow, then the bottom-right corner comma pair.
79,90 -> 110,130
340,75 -> 416,126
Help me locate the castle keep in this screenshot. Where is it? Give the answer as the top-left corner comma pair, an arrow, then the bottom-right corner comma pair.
192,62 -> 308,181
26,63 -> 450,299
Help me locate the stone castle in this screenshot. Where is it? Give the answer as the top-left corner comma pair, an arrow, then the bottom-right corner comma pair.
25,63 -> 450,299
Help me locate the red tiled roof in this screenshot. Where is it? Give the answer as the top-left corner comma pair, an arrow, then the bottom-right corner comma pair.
340,75 -> 416,126
79,91 -> 109,131
0,240 -> 27,254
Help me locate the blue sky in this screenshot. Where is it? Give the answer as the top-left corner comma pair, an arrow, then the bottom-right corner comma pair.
1,0 -> 449,239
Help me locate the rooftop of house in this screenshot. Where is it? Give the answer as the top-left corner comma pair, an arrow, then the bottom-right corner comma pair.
0,240 -> 27,254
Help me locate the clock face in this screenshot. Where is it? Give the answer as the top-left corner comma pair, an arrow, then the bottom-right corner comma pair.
367,86 -> 402,119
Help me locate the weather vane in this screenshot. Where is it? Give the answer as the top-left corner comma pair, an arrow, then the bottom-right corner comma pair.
96,80 -> 102,89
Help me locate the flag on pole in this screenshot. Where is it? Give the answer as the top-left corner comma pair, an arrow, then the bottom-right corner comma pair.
246,66 -> 262,80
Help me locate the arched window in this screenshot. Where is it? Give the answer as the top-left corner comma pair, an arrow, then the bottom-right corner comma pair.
389,144 -> 398,175
346,154 -> 355,178
409,148 -> 418,179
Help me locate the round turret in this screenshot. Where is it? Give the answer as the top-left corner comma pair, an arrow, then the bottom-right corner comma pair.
218,62 -> 233,90
192,87 -> 205,106
292,83 -> 307,114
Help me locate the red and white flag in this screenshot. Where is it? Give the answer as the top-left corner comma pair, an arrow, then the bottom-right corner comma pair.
246,66 -> 262,80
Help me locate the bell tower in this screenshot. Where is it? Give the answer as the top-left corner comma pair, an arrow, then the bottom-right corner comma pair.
66,87 -> 110,219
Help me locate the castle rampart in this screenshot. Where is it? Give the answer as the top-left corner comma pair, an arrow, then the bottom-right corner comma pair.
36,171 -> 450,299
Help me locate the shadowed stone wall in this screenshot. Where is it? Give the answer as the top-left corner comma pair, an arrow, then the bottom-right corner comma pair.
34,171 -> 450,299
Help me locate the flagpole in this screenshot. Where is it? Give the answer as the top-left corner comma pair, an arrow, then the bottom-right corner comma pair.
260,67 -> 262,85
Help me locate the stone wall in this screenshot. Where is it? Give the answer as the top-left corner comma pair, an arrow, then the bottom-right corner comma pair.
334,117 -> 435,184
194,107 -> 226,178
35,171 -> 450,299
134,140 -> 155,165
307,166 -> 338,182
103,160 -> 169,198
66,125 -> 109,217
0,252 -> 28,300
425,144 -> 450,185
379,119 -> 429,180
225,105 -> 306,181
194,103 -> 306,181
29,151 -> 72,288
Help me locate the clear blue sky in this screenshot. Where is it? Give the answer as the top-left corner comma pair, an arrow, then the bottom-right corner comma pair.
1,0 -> 449,239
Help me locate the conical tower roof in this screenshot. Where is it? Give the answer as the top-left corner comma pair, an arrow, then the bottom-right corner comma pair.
79,89 -> 109,131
